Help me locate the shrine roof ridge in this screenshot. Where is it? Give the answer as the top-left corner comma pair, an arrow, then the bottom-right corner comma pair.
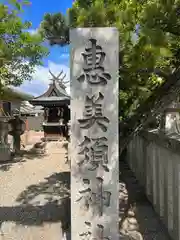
30,69 -> 70,105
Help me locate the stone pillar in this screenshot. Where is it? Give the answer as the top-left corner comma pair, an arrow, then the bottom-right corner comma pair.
0,120 -> 11,161
70,28 -> 119,239
8,116 -> 25,154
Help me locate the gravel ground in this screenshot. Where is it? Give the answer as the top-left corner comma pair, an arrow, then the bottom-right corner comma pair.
1,132 -> 171,240
0,139 -> 70,240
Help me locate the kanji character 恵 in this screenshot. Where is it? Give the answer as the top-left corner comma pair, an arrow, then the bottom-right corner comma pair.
77,38 -> 111,85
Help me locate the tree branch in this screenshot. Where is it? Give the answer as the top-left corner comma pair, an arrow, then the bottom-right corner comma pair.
137,68 -> 169,80
120,66 -> 180,155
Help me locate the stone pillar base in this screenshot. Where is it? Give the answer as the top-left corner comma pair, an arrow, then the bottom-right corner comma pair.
0,144 -> 11,162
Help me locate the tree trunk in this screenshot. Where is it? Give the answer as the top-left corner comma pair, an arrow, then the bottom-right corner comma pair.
120,67 -> 180,155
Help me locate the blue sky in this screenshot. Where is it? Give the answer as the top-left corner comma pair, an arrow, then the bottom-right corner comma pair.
16,0 -> 73,96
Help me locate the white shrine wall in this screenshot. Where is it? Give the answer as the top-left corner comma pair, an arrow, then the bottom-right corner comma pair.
127,129 -> 180,240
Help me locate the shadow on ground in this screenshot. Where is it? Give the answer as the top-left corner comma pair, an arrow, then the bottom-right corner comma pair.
0,147 -> 47,172
0,172 -> 71,233
16,172 -> 70,204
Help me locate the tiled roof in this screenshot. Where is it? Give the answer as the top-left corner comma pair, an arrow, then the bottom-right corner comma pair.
33,80 -> 70,101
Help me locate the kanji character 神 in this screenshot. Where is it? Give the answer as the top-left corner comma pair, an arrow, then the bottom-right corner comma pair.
76,177 -> 111,217
79,221 -> 110,240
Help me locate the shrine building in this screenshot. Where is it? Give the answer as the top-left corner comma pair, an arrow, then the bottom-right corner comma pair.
30,70 -> 70,141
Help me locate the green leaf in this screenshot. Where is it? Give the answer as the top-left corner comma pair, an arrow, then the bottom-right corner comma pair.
159,47 -> 172,57
22,0 -> 31,5
0,0 -> 49,88
15,2 -> 21,10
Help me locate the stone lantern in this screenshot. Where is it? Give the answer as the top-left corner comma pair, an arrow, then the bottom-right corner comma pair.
8,111 -> 25,155
0,119 -> 11,161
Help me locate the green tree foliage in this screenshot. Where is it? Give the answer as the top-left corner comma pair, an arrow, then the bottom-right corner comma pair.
0,0 -> 48,91
41,0 -> 180,153
40,13 -> 69,46
68,0 -> 177,117
1,88 -> 33,101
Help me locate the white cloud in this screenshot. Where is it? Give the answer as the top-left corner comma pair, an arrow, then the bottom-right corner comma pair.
18,60 -> 70,96
27,28 -> 39,35
33,60 -> 70,92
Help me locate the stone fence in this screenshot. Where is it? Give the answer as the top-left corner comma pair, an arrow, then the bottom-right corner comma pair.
127,129 -> 180,240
